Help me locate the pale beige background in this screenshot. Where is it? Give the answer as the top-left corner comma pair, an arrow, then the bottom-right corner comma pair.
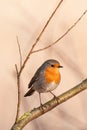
0,0 -> 87,130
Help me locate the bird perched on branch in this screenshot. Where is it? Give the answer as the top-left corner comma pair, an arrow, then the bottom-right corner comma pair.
24,59 -> 63,106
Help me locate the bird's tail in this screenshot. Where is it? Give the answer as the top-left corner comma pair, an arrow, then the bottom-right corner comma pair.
24,88 -> 35,97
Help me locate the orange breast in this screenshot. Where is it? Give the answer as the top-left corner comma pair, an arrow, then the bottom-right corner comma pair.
45,67 -> 61,84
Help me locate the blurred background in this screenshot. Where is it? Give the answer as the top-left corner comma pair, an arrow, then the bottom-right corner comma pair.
0,0 -> 87,129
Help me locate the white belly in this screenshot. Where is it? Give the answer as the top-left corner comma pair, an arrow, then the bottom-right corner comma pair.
46,82 -> 58,92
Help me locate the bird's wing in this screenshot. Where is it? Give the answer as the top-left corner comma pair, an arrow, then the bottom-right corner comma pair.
28,66 -> 42,88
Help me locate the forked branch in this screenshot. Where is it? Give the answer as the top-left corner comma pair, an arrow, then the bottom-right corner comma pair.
32,10 -> 87,53
19,0 -> 64,75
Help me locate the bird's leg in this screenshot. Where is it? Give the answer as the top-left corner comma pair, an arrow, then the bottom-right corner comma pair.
49,91 -> 57,98
39,93 -> 45,112
39,93 -> 43,106
39,92 -> 49,111
39,93 -> 47,112
49,91 -> 58,103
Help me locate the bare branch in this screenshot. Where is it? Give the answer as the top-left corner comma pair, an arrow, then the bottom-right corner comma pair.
15,35 -> 22,123
15,64 -> 21,123
16,36 -> 22,69
15,64 -> 18,75
11,79 -> 87,130
32,10 -> 87,53
19,0 -> 64,75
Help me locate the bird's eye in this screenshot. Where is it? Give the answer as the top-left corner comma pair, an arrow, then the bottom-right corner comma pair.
51,64 -> 54,67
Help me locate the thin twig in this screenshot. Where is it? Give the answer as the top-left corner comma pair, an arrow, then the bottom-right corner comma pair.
32,10 -> 87,53
15,35 -> 22,123
16,36 -> 22,69
15,64 -> 21,123
19,0 -> 64,75
11,79 -> 87,130
15,64 -> 19,75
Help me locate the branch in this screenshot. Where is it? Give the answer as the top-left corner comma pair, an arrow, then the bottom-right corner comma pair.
19,0 -> 64,75
11,79 -> 87,130
15,64 -> 21,123
32,10 -> 87,53
15,36 -> 23,123
16,36 -> 22,69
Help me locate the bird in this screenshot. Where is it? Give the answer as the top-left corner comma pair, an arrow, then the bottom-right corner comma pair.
24,59 -> 63,106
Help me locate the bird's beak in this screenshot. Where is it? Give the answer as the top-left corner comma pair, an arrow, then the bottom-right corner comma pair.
59,65 -> 63,68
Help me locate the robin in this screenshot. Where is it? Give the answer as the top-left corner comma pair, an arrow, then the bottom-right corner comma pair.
24,59 -> 63,106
